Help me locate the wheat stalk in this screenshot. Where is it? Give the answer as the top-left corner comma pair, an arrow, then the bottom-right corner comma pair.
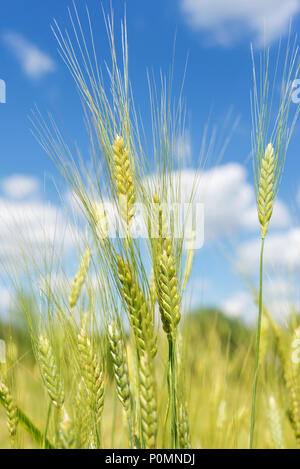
183,230 -> 196,291
250,40 -> 300,447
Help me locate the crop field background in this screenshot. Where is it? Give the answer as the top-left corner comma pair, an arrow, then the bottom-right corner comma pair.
0,0 -> 300,450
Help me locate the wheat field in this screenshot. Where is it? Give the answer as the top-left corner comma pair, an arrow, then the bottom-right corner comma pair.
0,6 -> 300,450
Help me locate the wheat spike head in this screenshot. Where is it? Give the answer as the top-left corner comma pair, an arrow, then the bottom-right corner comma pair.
92,202 -> 109,240
178,402 -> 192,449
139,353 -> 157,449
69,248 -> 92,309
257,143 -> 276,239
157,238 -> 181,337
284,327 -> 300,446
0,381 -> 18,442
78,316 -> 105,424
107,322 -> 131,413
58,406 -> 75,449
152,193 -> 168,244
149,269 -> 157,310
117,255 -> 157,357
74,378 -> 90,449
113,135 -> 136,227
38,335 -> 65,408
268,396 -> 285,449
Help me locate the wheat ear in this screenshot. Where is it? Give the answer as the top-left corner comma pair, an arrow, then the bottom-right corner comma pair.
37,335 -> 64,408
178,402 -> 192,449
152,194 -> 168,246
250,143 -> 276,448
69,248 -> 91,309
157,238 -> 181,338
107,323 -> 131,414
139,353 -> 157,449
0,381 -> 18,444
285,328 -> 300,447
117,255 -> 157,358
78,318 -> 105,425
92,202 -> 109,241
267,396 -> 285,449
58,407 -> 75,449
113,135 -> 136,227
258,143 -> 275,239
74,378 -> 90,449
149,269 -> 157,311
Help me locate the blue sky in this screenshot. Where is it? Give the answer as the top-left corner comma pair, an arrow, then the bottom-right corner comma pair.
1,0 -> 300,323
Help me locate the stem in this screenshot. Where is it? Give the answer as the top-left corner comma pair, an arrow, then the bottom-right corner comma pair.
111,395 -> 117,448
43,402 -> 52,449
168,336 -> 178,449
127,414 -> 134,449
250,237 -> 265,449
163,361 -> 171,449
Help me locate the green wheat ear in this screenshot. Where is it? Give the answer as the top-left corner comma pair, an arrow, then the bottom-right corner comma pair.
267,396 -> 285,449
0,381 -> 18,444
37,336 -> 65,409
113,135 -> 136,228
257,143 -> 275,239
157,238 -> 181,338
284,328 -> 300,447
107,322 -> 131,414
117,255 -> 157,358
139,352 -> 157,449
77,317 -> 105,425
69,248 -> 92,309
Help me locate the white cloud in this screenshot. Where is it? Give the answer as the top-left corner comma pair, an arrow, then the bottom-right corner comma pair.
0,286 -> 11,315
222,274 -> 298,324
237,227 -> 300,273
222,291 -> 256,324
0,188 -> 76,272
1,175 -> 40,200
180,0 -> 300,46
3,32 -> 55,79
174,164 -> 290,240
